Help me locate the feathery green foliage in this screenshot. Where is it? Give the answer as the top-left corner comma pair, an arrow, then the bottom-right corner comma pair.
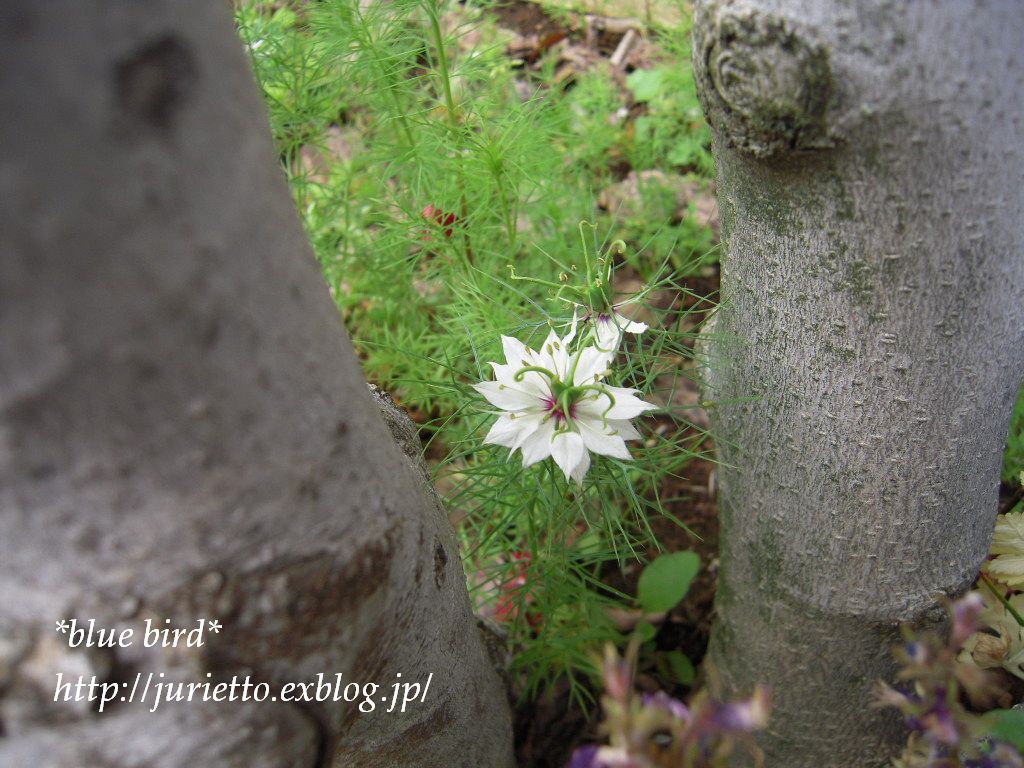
236,0 -> 717,703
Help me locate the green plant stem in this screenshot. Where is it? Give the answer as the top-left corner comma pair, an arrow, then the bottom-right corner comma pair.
352,5 -> 416,148
578,221 -> 596,284
424,0 -> 477,264
425,0 -> 458,128
494,171 -> 517,249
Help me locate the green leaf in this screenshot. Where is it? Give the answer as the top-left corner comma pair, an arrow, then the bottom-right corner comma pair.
626,68 -> 669,103
668,137 -> 703,167
983,709 -> 1024,750
665,651 -> 695,685
637,551 -> 700,613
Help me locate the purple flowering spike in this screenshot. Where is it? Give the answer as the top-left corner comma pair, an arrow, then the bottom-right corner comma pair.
642,691 -> 690,721
567,745 -> 601,768
922,694 -> 959,746
951,592 -> 984,648
904,640 -> 928,664
709,686 -> 771,732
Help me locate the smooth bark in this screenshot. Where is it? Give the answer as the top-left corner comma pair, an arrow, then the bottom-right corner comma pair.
0,2 -> 514,765
693,1 -> 1024,764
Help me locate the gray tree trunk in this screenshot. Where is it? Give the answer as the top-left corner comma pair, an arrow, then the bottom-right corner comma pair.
693,1 -> 1024,765
0,2 -> 514,766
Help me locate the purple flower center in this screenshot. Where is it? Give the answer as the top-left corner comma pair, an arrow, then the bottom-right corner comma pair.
544,397 -> 576,426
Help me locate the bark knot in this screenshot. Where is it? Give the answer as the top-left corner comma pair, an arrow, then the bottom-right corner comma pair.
694,5 -> 836,158
114,34 -> 197,133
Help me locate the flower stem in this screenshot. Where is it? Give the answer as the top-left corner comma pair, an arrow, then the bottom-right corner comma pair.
578,221 -> 596,286
426,0 -> 458,129
425,0 -> 478,264
494,170 -> 517,250
980,572 -> 1024,628
507,266 -> 566,292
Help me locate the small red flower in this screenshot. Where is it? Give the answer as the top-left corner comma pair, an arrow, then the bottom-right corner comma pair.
492,550 -> 543,629
421,204 -> 457,238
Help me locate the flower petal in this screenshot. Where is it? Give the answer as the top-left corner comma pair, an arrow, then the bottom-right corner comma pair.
490,361 -> 549,398
473,380 -> 543,412
572,345 -> 614,387
570,448 -> 590,485
593,315 -> 622,352
500,335 -> 530,368
507,412 -> 546,451
592,311 -> 647,353
576,386 -> 657,421
484,414 -> 522,448
484,412 -> 544,450
614,310 -> 647,335
519,418 -> 556,467
566,746 -> 600,768
643,691 -> 690,721
550,430 -> 587,482
577,418 -> 632,459
562,309 -> 579,346
608,418 -> 641,441
593,746 -> 635,767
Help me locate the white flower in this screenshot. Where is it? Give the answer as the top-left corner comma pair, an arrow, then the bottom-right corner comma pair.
473,328 -> 656,484
591,310 -> 647,353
